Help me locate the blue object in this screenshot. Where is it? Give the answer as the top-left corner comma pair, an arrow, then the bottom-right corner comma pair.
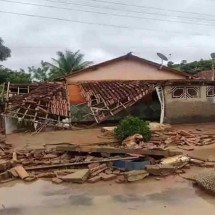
113,160 -> 150,171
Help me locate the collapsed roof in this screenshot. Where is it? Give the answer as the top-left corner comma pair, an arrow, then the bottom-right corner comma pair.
5,82 -> 69,130
80,81 -> 157,123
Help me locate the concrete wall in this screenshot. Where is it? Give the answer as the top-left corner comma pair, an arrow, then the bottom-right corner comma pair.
164,86 -> 215,123
67,59 -> 186,83
5,116 -> 18,134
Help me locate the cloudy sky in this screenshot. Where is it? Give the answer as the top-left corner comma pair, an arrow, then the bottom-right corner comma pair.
0,0 -> 215,70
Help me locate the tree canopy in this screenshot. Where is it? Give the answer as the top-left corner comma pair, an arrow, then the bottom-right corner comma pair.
0,67 -> 31,84
168,59 -> 214,74
28,61 -> 49,82
0,38 -> 11,62
47,50 -> 93,80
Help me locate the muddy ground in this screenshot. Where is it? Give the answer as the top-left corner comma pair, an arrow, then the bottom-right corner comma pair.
1,122 -> 215,214
1,174 -> 215,215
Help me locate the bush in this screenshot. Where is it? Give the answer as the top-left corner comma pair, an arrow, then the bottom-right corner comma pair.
114,116 -> 151,141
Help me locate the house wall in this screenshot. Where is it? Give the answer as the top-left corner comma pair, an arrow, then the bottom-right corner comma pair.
66,60 -> 186,83
164,85 -> 215,123
68,84 -> 86,104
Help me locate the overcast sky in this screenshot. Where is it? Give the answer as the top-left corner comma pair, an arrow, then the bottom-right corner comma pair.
0,0 -> 215,70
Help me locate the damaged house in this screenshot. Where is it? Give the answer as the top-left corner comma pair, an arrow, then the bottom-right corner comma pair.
64,53 -> 188,123
64,53 -> 215,124
1,53 -> 215,134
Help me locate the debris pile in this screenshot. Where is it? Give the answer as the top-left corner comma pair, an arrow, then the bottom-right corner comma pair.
101,125 -> 215,151
0,141 -> 184,184
1,125 -> 215,186
147,129 -> 215,150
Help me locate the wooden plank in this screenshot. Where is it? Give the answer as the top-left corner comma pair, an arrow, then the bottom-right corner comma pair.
25,156 -> 139,171
56,145 -> 180,157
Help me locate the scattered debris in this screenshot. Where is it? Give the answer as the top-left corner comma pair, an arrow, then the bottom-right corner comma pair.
160,155 -> 190,168
60,169 -> 89,183
14,166 -> 29,180
99,173 -> 116,181
115,175 -> 126,183
145,164 -> 176,176
52,177 -> 63,184
113,160 -> 150,171
0,123 -> 215,186
125,170 -> 149,182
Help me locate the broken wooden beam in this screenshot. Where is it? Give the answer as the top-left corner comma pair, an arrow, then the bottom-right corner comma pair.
56,145 -> 181,157
25,156 -> 139,171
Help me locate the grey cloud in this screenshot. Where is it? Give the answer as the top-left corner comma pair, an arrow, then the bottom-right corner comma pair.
0,0 -> 215,70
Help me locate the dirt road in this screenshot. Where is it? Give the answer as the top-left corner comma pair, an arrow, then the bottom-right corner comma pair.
1,175 -> 215,215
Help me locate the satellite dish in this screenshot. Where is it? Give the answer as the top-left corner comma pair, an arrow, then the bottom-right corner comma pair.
211,53 -> 215,59
157,53 -> 168,61
157,53 -> 169,69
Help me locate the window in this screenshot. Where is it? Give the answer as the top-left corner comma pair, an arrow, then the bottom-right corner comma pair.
172,87 -> 185,98
172,86 -> 200,99
206,86 -> 215,97
186,87 -> 199,98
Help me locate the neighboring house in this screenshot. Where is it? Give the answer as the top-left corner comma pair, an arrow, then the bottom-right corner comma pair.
163,80 -> 215,123
195,70 -> 215,81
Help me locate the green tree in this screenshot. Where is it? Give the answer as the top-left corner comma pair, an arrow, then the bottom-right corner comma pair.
0,67 -> 31,84
0,37 -> 11,62
29,61 -> 50,82
168,58 -> 213,74
47,50 -> 93,80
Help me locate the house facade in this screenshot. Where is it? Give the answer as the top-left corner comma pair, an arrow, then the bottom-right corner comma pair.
163,82 -> 215,123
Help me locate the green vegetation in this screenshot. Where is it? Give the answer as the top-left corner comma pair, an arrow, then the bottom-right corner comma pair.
114,116 -> 151,141
168,59 -> 214,75
0,67 -> 31,84
0,37 -> 11,62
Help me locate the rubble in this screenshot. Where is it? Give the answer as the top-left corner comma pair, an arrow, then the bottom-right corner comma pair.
88,175 -> 102,183
52,177 -> 63,184
0,124 -> 215,187
151,129 -> 215,148
145,164 -> 176,176
99,173 -> 116,181
126,170 -> 149,182
14,166 -> 29,180
60,169 -> 90,183
115,175 -> 126,183
160,155 -> 190,168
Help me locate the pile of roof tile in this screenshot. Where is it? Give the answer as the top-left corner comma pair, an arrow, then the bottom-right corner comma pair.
150,129 -> 215,150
